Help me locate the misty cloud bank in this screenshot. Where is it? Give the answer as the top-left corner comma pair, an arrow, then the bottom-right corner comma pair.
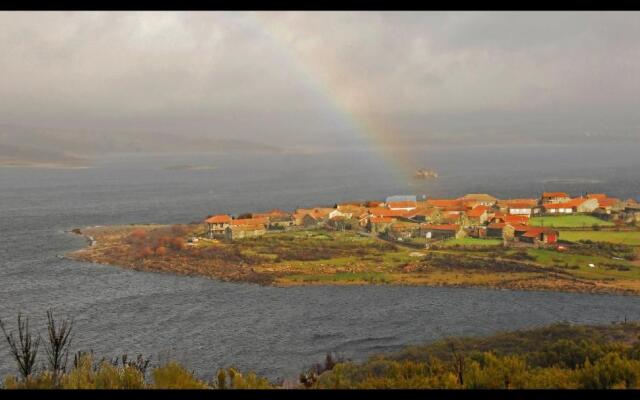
0,11 -> 639,157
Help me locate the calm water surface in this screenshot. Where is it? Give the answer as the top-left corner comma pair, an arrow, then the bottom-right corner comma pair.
1,143 -> 640,380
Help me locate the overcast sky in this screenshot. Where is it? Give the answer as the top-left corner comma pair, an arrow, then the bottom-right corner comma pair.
1,11 -> 639,147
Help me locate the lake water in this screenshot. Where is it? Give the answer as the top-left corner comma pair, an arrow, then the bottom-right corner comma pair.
1,143 -> 640,381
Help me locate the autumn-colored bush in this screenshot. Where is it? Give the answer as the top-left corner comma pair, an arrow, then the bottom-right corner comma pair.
129,228 -> 148,241
139,247 -> 154,259
155,236 -> 172,249
169,237 -> 186,251
155,246 -> 168,256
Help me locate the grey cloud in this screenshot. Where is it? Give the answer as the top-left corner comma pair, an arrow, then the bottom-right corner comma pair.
0,11 -> 639,151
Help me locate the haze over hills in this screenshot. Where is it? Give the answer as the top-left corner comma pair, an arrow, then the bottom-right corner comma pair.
0,124 -> 288,167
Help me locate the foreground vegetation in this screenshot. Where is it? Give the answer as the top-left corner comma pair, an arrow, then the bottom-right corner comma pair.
4,310 -> 640,389
67,223 -> 640,295
315,321 -> 640,389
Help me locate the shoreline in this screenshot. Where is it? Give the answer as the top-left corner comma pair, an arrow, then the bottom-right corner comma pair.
65,225 -> 640,297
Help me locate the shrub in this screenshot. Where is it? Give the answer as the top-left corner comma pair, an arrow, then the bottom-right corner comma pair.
152,362 -> 208,389
128,228 -> 148,242
139,247 -> 154,259
169,237 -> 186,251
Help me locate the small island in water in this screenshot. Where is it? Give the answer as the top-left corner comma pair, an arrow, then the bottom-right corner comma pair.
413,169 -> 439,179
68,191 -> 640,295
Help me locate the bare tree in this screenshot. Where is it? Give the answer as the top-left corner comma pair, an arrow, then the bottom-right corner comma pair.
44,309 -> 73,379
448,340 -> 466,387
0,314 -> 41,380
111,353 -> 152,376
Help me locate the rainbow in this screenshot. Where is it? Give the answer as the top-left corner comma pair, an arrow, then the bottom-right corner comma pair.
234,13 -> 423,184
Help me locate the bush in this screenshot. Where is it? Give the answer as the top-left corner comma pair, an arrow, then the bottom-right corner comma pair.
139,247 -> 154,259
169,237 -> 186,251
152,362 -> 208,389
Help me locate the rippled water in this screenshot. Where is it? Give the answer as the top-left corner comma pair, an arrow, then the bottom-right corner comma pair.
1,143 -> 640,381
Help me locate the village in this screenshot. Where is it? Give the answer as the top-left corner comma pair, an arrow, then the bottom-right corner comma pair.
69,189 -> 640,294
203,191 -> 640,248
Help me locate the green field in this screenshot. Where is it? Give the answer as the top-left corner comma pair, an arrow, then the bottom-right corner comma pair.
525,248 -> 639,280
439,237 -> 503,247
530,215 -> 614,228
559,230 -> 640,246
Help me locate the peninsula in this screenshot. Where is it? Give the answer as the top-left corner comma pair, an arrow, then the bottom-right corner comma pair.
68,191 -> 640,295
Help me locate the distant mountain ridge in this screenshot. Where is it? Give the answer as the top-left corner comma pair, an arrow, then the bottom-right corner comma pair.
0,124 -> 286,166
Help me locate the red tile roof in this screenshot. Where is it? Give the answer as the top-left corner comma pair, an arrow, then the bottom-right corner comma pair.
594,197 -> 619,207
368,208 -> 406,217
426,199 -> 464,208
511,223 -> 530,232
499,199 -> 538,208
505,215 -> 529,225
543,197 -> 590,209
522,227 -> 557,238
387,201 -> 417,210
296,208 -> 334,219
487,223 -> 506,229
231,217 -> 268,226
542,192 -> 569,198
205,215 -> 232,224
413,207 -> 438,217
467,205 -> 490,217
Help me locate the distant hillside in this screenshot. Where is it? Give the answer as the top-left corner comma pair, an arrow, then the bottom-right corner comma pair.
0,144 -> 88,167
0,124 -> 286,166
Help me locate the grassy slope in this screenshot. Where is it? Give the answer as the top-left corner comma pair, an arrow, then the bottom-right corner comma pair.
530,215 -> 614,228
559,230 -> 640,246
72,224 -> 640,294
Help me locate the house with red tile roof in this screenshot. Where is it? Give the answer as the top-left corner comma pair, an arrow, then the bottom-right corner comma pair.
490,212 -> 529,225
204,214 -> 233,238
367,208 -> 407,218
294,207 -> 334,225
505,215 -> 530,225
587,194 -> 623,215
252,209 -> 294,229
420,224 -> 465,240
388,221 -> 421,240
225,224 -> 267,240
459,193 -> 498,206
486,222 -> 513,240
543,197 -> 598,214
519,227 -> 558,245
466,205 -> 491,225
410,207 -> 443,224
426,199 -> 466,212
387,200 -> 418,211
541,192 -> 571,204
367,216 -> 395,234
